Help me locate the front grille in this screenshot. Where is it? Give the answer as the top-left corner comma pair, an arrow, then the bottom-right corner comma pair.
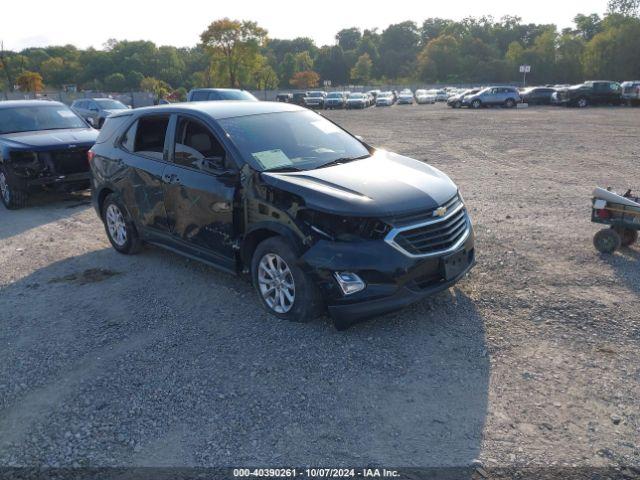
41,148 -> 89,175
389,205 -> 469,256
385,195 -> 462,227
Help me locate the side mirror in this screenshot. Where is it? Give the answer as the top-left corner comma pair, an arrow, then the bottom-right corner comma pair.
86,117 -> 95,126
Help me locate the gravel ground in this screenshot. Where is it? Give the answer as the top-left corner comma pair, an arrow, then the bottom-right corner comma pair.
0,103 -> 639,470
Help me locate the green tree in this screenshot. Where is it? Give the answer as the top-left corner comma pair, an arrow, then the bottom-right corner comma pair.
104,73 -> 126,91
378,21 -> 420,78
608,0 -> 639,15
574,14 -> 603,40
16,71 -> 43,92
336,28 -> 362,51
200,18 -> 267,87
350,53 -> 373,83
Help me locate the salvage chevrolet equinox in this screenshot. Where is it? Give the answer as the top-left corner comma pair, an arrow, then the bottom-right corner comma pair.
89,102 -> 475,328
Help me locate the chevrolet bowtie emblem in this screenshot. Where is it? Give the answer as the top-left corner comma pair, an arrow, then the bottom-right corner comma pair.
434,206 -> 447,217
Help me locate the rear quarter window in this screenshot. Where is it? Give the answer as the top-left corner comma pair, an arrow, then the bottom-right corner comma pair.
95,115 -> 132,144
190,91 -> 209,101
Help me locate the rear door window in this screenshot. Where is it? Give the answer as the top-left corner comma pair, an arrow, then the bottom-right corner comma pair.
190,91 -> 209,101
121,115 -> 170,160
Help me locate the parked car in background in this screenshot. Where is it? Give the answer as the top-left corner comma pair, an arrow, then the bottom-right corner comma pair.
325,91 -> 348,109
621,81 -> 640,106
396,91 -> 415,105
447,88 -> 481,108
552,81 -> 623,108
434,89 -> 449,102
462,86 -> 521,109
415,89 -> 436,104
292,92 -> 307,106
71,98 -> 129,129
0,100 -> 97,209
304,91 -> 326,109
519,87 -> 556,105
376,92 -> 395,107
187,88 -> 258,102
89,101 -> 474,328
276,93 -> 293,103
346,92 -> 369,109
367,90 -> 381,101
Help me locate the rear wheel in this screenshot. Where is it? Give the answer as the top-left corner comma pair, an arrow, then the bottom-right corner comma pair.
251,236 -> 322,323
0,165 -> 28,210
505,98 -> 516,108
102,194 -> 142,254
576,97 -> 588,108
594,228 -> 621,254
614,227 -> 638,247
454,101 -> 462,108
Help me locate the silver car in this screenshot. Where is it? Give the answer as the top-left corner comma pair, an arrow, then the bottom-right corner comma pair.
71,98 -> 129,128
462,87 -> 521,109
621,81 -> 640,106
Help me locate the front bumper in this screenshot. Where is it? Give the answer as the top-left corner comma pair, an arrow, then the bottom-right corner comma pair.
301,228 -> 475,328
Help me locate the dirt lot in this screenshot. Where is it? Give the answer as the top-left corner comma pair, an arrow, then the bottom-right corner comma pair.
1,104 -> 639,471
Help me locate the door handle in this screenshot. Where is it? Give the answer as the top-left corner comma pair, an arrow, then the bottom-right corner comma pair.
162,173 -> 179,184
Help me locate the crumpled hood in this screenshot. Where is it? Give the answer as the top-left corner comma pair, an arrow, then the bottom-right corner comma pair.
261,150 -> 458,217
0,128 -> 98,150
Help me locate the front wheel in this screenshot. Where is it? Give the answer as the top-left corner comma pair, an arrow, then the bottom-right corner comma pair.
0,165 -> 28,210
576,97 -> 588,108
471,99 -> 482,109
251,237 -> 322,322
594,228 -> 621,254
102,194 -> 142,254
505,98 -> 516,108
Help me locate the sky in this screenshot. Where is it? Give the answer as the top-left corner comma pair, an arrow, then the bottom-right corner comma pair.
2,0 -> 609,51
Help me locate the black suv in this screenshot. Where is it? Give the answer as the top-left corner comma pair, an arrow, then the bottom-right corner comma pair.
89,102 -> 475,328
0,100 -> 97,209
553,81 -> 623,108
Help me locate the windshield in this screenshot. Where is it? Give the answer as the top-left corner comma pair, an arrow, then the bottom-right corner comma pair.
327,93 -> 343,98
307,92 -> 324,97
95,99 -> 127,109
218,90 -> 258,101
0,105 -> 86,135
349,94 -> 364,99
219,110 -> 370,172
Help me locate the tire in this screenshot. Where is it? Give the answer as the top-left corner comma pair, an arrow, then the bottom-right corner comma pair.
0,165 -> 28,210
251,236 -> 323,323
454,101 -> 462,109
576,97 -> 588,108
505,98 -> 516,108
613,227 -> 638,247
471,99 -> 482,109
102,193 -> 142,254
593,228 -> 621,254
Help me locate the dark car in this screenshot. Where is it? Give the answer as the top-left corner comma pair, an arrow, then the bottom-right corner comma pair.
276,93 -> 293,103
552,81 -> 623,108
292,92 -> 307,106
519,87 -> 556,105
89,102 -> 475,328
0,100 -> 98,209
187,88 -> 258,102
325,91 -> 348,109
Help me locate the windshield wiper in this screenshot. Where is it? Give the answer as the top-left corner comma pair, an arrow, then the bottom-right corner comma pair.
317,154 -> 370,169
263,165 -> 304,173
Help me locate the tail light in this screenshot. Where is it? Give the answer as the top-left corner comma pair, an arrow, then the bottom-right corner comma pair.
87,150 -> 95,165
597,209 -> 611,219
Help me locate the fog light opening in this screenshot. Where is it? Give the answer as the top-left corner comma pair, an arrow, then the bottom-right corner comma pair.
334,272 -> 366,296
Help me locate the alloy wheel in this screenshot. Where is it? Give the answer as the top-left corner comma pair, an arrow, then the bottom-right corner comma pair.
258,253 -> 296,314
106,204 -> 127,247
